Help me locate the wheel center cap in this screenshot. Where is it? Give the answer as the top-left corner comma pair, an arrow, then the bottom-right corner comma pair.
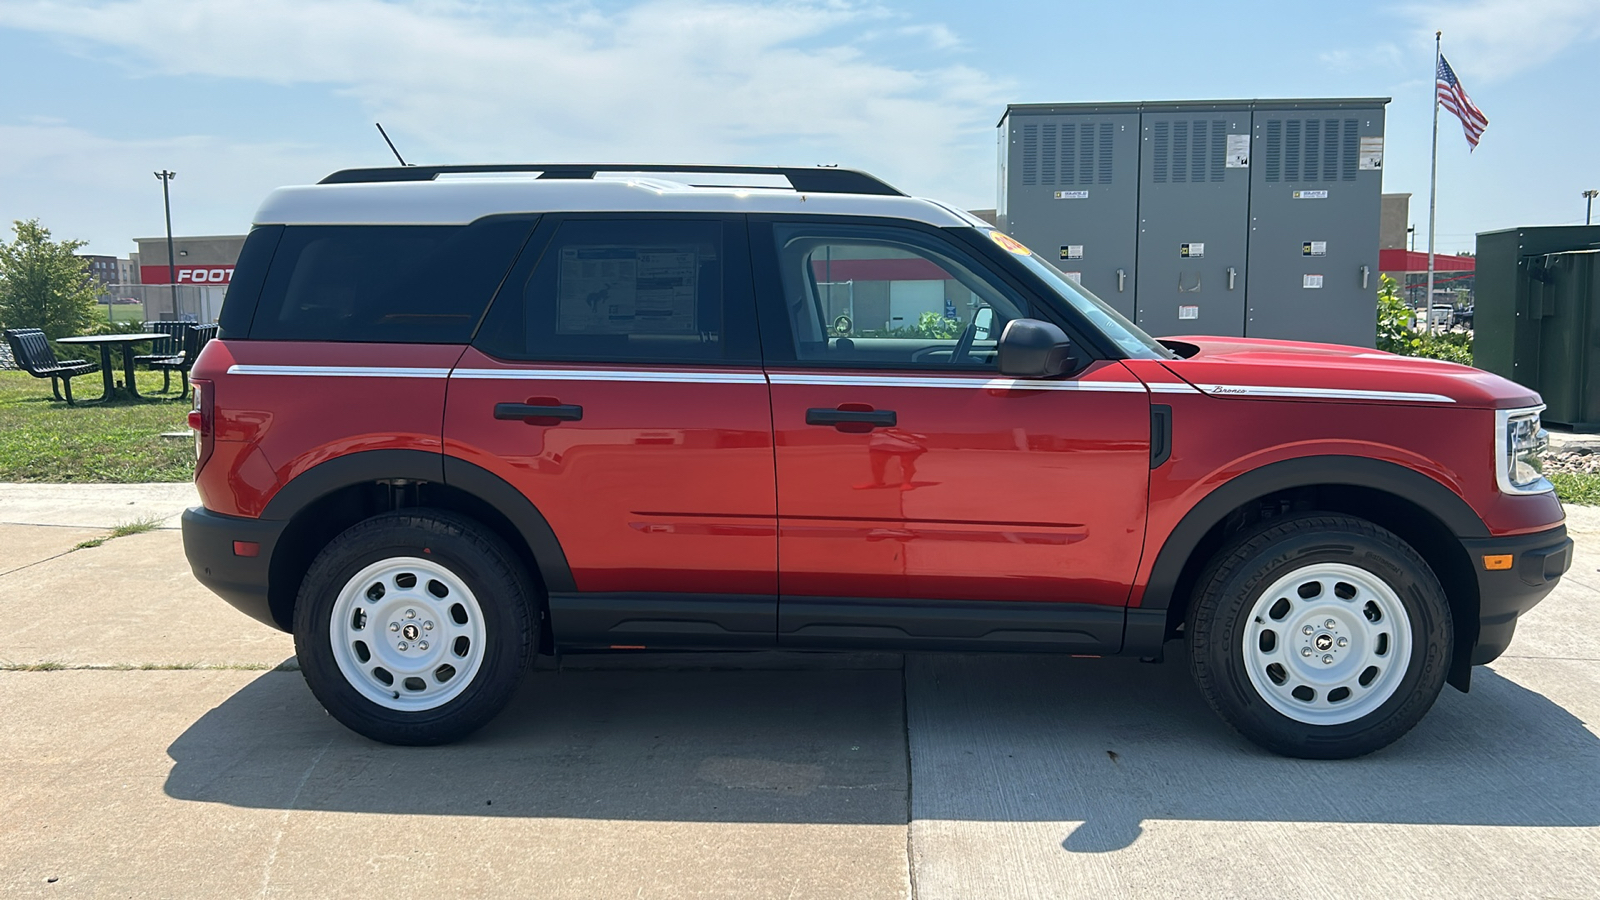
1314,633 -> 1334,651
402,623 -> 420,641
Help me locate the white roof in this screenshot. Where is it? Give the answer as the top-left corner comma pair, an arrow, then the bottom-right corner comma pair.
252,174 -> 981,228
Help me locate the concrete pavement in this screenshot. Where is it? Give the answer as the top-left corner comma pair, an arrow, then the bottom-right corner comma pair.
0,483 -> 1596,898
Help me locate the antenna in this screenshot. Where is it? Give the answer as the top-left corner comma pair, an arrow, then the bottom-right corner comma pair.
375,123 -> 409,166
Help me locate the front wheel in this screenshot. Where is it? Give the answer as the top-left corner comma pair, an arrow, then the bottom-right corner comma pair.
1187,514 -> 1452,759
293,510 -> 536,745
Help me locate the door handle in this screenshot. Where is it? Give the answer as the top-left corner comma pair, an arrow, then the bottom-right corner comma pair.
1116,268 -> 1127,292
495,402 -> 583,423
806,407 -> 897,430
1227,267 -> 1237,291
1360,265 -> 1371,289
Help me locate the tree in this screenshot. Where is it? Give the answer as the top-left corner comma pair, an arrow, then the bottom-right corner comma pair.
0,219 -> 103,341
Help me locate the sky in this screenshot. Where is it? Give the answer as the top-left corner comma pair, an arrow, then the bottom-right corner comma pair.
0,0 -> 1595,257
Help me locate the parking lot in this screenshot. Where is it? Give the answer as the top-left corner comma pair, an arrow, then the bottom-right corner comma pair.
2,484 -> 1597,899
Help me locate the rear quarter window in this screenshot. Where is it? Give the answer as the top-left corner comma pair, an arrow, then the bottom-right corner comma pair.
243,219 -> 534,343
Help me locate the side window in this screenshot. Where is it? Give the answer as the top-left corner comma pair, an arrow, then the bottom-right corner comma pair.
770,223 -> 1031,368
476,218 -> 757,364
248,219 -> 533,343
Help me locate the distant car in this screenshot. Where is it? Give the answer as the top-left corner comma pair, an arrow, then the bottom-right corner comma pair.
1428,304 -> 1456,327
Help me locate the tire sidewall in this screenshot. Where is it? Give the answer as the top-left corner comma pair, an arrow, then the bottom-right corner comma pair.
1194,521 -> 1452,757
293,512 -> 531,743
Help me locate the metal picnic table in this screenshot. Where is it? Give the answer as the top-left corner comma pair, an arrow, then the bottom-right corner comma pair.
56,332 -> 169,400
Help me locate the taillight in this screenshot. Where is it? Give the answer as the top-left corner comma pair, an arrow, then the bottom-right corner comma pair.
190,379 -> 214,473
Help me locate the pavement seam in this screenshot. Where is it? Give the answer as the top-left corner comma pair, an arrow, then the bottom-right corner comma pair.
1494,654 -> 1600,662
260,737 -> 333,898
0,546 -> 82,578
902,656 -> 918,900
0,661 -> 299,672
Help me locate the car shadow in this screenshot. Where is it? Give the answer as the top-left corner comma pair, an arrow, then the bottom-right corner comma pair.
905,649 -> 1600,851
164,656 -> 910,825
165,649 -> 1599,838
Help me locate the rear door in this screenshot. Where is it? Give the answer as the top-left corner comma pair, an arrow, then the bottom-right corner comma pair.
751,217 -> 1152,652
444,214 -> 777,648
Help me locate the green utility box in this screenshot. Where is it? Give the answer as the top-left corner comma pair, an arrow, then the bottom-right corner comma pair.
1475,226 -> 1600,429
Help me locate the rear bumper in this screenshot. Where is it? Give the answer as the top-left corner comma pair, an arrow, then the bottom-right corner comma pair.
181,506 -> 288,632
1460,524 -> 1572,665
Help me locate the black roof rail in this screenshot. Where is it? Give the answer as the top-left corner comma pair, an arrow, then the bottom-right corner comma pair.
317,164 -> 905,196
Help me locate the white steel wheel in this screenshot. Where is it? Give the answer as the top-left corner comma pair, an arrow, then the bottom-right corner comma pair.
1241,562 -> 1414,725
329,556 -> 487,711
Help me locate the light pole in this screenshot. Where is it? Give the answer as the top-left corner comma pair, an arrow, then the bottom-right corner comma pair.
155,170 -> 177,317
1585,189 -> 1598,226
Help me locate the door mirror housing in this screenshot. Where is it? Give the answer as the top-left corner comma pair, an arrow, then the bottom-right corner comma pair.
997,318 -> 1079,378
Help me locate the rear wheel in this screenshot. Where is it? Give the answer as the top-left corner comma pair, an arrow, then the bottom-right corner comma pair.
1187,514 -> 1452,758
293,510 -> 536,745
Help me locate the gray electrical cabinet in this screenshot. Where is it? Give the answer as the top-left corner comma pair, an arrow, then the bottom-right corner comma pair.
996,105 -> 1140,316
998,97 -> 1389,346
1134,106 -> 1252,336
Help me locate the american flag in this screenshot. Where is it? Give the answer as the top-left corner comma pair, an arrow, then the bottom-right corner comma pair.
1437,55 -> 1488,149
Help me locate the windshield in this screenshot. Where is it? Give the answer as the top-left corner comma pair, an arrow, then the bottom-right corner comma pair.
982,230 -> 1175,360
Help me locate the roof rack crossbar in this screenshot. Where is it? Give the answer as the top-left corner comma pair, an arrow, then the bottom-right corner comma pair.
318,164 -> 904,196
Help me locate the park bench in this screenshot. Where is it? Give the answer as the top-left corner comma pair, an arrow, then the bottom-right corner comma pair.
135,321 -> 192,393
148,323 -> 217,400
2,328 -> 99,405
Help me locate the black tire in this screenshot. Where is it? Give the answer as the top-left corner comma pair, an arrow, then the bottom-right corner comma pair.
1186,514 -> 1452,759
292,509 -> 537,745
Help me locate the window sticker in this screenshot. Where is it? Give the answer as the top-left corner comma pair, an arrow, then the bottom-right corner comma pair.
989,231 -> 1033,256
558,245 -> 699,334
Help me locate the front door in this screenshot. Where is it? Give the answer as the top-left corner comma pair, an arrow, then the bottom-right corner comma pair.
751,218 -> 1153,652
445,214 -> 776,648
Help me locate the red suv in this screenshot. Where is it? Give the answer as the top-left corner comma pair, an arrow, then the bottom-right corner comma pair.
182,164 -> 1570,758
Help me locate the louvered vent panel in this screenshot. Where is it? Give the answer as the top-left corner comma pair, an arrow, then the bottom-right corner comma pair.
1193,120 -> 1209,182
1022,123 -> 1038,186
1210,120 -> 1226,182
1285,120 -> 1301,181
1265,120 -> 1282,182
1061,124 -> 1077,184
1173,120 -> 1189,183
1153,121 -> 1169,183
1304,119 -> 1321,181
1323,119 -> 1340,182
1079,123 -> 1095,184
1342,118 -> 1359,181
1041,124 -> 1057,185
1098,123 -> 1113,184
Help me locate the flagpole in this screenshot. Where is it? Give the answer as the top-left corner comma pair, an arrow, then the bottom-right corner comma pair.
1426,31 -> 1441,335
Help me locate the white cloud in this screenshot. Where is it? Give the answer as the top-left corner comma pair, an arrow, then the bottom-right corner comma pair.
0,0 -> 1010,208
1400,0 -> 1600,81
0,121 -> 333,254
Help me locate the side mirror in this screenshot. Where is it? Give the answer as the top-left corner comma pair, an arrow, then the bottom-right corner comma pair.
997,318 -> 1079,378
971,307 -> 994,341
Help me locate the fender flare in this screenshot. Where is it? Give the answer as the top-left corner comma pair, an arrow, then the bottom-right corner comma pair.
262,448 -> 575,593
1138,455 -> 1488,614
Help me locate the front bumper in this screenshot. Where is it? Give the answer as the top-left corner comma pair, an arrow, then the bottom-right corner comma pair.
181,506 -> 288,631
1460,523 -> 1572,665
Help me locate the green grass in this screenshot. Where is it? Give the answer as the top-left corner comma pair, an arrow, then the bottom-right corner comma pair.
100,302 -> 147,325
73,513 -> 169,549
0,370 -> 194,482
1550,472 -> 1600,507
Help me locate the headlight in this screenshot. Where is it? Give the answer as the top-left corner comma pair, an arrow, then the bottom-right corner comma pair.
1495,406 -> 1552,495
